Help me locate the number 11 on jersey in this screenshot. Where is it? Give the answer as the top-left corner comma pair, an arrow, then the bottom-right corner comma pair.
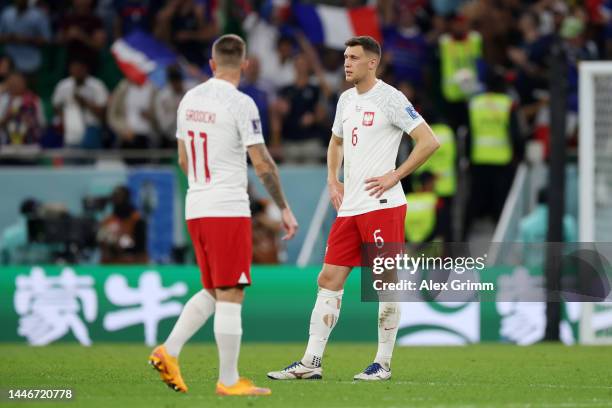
188,130 -> 211,183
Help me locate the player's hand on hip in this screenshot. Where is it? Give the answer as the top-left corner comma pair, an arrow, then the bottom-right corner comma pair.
328,180 -> 344,211
365,170 -> 400,198
281,207 -> 299,241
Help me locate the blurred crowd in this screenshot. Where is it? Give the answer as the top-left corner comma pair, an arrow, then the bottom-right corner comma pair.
0,0 -> 608,241
0,0 -> 606,160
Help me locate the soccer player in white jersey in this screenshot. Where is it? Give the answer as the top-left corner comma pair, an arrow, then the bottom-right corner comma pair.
267,36 -> 439,381
148,34 -> 298,396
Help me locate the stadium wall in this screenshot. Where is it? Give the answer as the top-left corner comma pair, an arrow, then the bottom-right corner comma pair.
1,265 -> 587,346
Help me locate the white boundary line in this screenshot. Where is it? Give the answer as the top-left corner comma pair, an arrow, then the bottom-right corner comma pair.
489,163 -> 528,264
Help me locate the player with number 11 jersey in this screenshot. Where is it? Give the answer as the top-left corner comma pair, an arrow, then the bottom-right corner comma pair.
149,34 -> 298,397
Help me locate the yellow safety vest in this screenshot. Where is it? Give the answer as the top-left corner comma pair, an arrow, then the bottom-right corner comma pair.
405,192 -> 437,243
414,123 -> 456,197
439,32 -> 482,102
469,93 -> 513,165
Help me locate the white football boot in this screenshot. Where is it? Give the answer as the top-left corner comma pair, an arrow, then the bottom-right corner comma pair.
353,362 -> 391,381
267,361 -> 323,380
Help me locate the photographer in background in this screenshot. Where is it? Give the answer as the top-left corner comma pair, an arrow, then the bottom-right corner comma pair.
97,185 -> 148,264
249,184 -> 283,264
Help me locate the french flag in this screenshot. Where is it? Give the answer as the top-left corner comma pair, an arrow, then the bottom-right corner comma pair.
294,4 -> 382,50
111,30 -> 178,88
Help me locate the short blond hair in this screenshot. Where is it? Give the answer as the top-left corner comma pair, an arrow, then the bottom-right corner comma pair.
212,34 -> 246,68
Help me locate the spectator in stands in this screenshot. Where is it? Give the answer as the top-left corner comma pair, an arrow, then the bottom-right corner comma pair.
155,0 -> 218,67
465,71 -> 522,238
461,0 -> 516,66
271,53 -> 328,163
52,59 -> 109,148
57,0 -> 106,71
438,13 -> 483,132
0,54 -> 14,94
239,56 -> 270,140
113,0 -> 163,39
507,11 -> 553,114
382,4 -> 431,89
412,113 -> 456,242
98,185 -> 148,264
0,70 -> 45,147
405,171 -> 440,244
153,64 -> 196,148
295,32 -> 333,102
242,6 -> 294,94
0,0 -> 51,75
95,0 -> 115,43
107,77 -> 157,154
319,47 -> 344,97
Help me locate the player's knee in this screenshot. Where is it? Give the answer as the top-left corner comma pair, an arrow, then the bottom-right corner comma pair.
215,286 -> 244,303
317,272 -> 342,291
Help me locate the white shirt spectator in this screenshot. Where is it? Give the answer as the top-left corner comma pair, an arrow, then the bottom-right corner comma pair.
52,76 -> 108,146
243,13 -> 295,94
125,82 -> 155,137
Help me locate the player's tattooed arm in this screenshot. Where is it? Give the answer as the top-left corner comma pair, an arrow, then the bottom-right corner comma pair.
247,143 -> 288,209
248,143 -> 299,240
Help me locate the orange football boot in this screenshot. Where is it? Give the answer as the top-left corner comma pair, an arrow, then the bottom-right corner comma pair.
216,378 -> 272,396
148,345 -> 188,393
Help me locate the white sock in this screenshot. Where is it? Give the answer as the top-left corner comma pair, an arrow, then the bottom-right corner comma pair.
164,289 -> 215,357
374,302 -> 400,370
301,287 -> 343,368
214,301 -> 242,386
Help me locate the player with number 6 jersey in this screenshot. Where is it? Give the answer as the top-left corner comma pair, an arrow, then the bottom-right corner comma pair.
267,36 -> 440,382
149,34 -> 298,397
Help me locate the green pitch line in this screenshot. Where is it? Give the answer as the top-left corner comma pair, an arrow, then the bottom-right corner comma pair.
2,343 -> 612,408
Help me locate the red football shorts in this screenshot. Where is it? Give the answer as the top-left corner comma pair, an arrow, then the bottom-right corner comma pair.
324,204 -> 407,267
186,217 -> 252,289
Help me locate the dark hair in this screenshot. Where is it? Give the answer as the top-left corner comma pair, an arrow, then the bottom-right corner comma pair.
212,34 -> 246,68
166,64 -> 183,81
344,36 -> 381,58
418,171 -> 435,186
484,68 -> 506,93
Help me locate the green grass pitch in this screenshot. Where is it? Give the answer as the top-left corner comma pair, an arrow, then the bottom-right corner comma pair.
3,343 -> 612,407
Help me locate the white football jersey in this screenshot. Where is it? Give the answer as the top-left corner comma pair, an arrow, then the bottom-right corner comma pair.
176,78 -> 265,220
331,80 -> 425,217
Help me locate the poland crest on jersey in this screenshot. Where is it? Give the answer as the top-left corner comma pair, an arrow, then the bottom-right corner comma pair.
362,111 -> 375,126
